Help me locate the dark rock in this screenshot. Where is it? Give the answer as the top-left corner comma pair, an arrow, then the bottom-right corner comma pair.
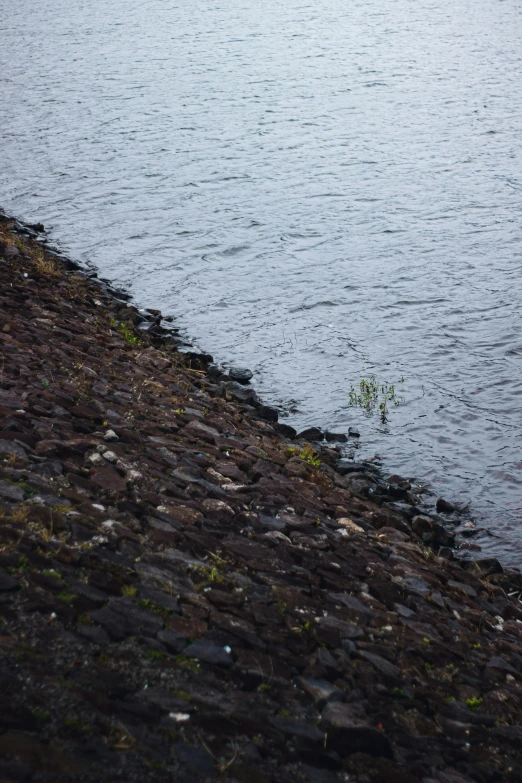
321,703 -> 393,758
4,245 -> 20,257
447,580 -> 477,598
485,656 -> 518,675
461,558 -> 503,577
229,367 -> 253,384
348,427 -> 360,438
0,440 -> 28,461
297,677 -> 345,708
87,466 -> 126,493
328,593 -> 374,621
108,597 -> 164,636
277,423 -> 297,439
436,497 -> 455,513
184,639 -> 233,666
157,630 -> 187,654
491,725 -> 522,744
297,427 -> 323,441
182,351 -> 214,368
173,744 -> 216,779
76,624 -> 110,646
336,460 -> 366,475
226,383 -> 258,405
270,717 -> 324,743
356,650 -> 400,678
411,515 -> 455,547
257,405 -> 278,422
0,480 -> 24,502
0,567 -> 20,592
325,432 -> 348,443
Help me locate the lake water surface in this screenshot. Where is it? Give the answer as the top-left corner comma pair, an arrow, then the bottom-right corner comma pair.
1,0 -> 522,564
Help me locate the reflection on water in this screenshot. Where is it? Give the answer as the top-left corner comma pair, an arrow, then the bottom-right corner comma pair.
1,0 -> 522,564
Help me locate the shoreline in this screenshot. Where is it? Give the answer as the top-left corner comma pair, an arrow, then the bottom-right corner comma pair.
2,212 -> 495,568
0,213 -> 521,782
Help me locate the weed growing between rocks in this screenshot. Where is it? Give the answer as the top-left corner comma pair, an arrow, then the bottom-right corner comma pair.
287,444 -> 321,467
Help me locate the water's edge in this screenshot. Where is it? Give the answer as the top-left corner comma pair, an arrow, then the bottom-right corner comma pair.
4,209 -> 507,571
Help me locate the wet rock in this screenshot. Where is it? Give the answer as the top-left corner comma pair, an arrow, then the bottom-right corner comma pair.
336,460 -> 367,475
277,422 -> 297,439
226,383 -> 259,405
411,515 -> 455,547
325,431 -> 348,442
348,427 -> 360,438
461,557 -> 503,577
436,497 -> 455,513
229,367 -> 253,384
297,427 -> 323,441
257,405 -> 278,422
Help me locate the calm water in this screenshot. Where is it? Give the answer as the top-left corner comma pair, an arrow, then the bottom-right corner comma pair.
1,0 -> 522,564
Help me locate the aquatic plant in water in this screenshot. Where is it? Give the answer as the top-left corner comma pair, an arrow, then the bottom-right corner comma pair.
349,375 -> 405,423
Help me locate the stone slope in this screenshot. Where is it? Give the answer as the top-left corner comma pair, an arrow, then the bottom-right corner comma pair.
0,215 -> 521,783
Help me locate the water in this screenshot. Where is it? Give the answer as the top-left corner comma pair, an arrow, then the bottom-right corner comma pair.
1,0 -> 522,565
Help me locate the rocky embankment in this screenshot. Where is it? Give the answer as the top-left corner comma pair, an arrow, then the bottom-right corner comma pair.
0,214 -> 521,783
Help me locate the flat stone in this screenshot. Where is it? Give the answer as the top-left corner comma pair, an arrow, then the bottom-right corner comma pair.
90,466 -> 127,493
183,420 -> 220,443
436,497 -> 455,513
336,460 -> 366,475
270,717 -> 324,743
357,650 -> 400,678
257,405 -> 278,422
173,744 -> 216,779
321,702 -> 393,758
0,567 -> 20,592
447,580 -> 477,598
0,480 -> 24,502
108,596 -> 164,636
486,656 -> 518,675
76,624 -> 110,645
324,432 -> 348,442
403,575 -> 431,596
229,367 -> 253,384
0,440 -> 28,461
328,593 -> 374,620
297,427 -> 323,441
157,629 -> 187,654
277,423 -> 297,439
297,677 -> 345,708
184,639 -> 233,667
